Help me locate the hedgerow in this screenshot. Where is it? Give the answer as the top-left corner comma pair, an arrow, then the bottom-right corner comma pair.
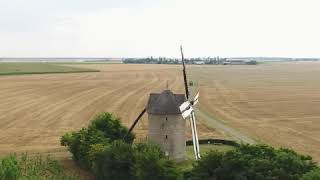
0,154 -> 77,180
188,144 -> 317,180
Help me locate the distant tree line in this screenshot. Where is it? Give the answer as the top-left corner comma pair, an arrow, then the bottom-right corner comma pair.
122,56 -> 228,64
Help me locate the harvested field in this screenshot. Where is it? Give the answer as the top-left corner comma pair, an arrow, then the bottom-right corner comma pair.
0,64 -> 224,159
190,61 -> 320,161
1,62 -> 320,162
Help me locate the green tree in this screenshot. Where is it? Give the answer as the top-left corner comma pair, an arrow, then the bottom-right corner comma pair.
190,144 -> 317,180
61,112 -> 134,168
89,112 -> 134,144
89,141 -> 180,180
300,168 -> 320,180
90,140 -> 135,180
133,142 -> 180,180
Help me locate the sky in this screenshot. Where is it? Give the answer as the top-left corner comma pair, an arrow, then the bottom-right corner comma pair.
0,0 -> 319,58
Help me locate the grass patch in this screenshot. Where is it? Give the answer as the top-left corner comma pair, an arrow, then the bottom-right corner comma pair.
56,60 -> 122,64
178,144 -> 235,172
0,62 -> 99,76
0,154 -> 78,180
186,144 -> 235,159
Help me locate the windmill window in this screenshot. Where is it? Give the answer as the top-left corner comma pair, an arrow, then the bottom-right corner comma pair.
165,117 -> 168,121
165,135 -> 168,139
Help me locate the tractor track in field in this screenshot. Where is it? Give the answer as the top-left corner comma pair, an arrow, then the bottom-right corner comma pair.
0,64 -> 221,156
3,63 -> 320,162
188,68 -> 256,144
196,107 -> 256,144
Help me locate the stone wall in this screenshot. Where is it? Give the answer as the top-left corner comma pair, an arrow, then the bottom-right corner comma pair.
148,114 -> 186,161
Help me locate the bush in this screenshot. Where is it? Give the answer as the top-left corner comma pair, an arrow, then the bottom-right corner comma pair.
189,144 -> 317,180
90,140 -> 135,180
61,112 -> 181,180
0,154 -> 76,180
89,141 -> 180,180
61,112 -> 134,168
0,155 -> 20,180
300,168 -> 320,180
62,112 -> 319,180
133,142 -> 180,180
89,112 -> 134,143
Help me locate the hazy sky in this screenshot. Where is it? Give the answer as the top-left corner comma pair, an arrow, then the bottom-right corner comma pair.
0,0 -> 319,58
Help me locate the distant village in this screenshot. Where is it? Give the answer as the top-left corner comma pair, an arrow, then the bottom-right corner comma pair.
122,56 -> 320,65
123,57 -> 257,65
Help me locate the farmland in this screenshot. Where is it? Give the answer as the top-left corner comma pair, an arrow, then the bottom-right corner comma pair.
0,62 -> 320,162
0,62 -> 98,76
0,64 -> 224,159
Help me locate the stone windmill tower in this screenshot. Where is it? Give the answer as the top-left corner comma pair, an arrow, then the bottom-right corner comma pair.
124,46 -> 201,161
146,90 -> 186,161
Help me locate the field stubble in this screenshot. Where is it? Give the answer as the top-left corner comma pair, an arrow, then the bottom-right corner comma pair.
0,64 -> 224,159
1,62 -> 320,162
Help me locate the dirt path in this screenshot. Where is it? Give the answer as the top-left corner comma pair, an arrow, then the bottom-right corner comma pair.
188,70 -> 256,144
196,107 -> 256,144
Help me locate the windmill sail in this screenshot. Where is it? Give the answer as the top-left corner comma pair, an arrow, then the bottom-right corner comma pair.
181,106 -> 194,119
191,112 -> 201,158
193,92 -> 199,105
179,101 -> 191,113
180,46 -> 201,160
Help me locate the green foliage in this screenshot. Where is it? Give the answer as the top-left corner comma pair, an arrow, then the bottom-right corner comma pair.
0,155 -> 20,180
89,112 -> 134,143
300,168 -> 320,180
62,112 -> 180,180
61,112 -> 319,180
61,128 -> 109,168
89,141 -> 180,180
133,142 -> 180,180
90,140 -> 135,180
189,144 -> 317,180
0,154 -> 76,180
61,112 -> 134,168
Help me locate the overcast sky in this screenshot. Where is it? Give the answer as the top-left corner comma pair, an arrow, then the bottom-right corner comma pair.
0,0 -> 319,58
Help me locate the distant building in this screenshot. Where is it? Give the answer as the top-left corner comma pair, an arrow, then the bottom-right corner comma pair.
194,60 -> 205,65
223,59 -> 247,65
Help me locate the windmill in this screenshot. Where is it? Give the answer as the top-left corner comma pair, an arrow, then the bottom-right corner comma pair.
179,45 -> 201,160
124,46 -> 201,161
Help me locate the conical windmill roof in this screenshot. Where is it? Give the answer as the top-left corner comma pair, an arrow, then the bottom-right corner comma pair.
146,90 -> 185,115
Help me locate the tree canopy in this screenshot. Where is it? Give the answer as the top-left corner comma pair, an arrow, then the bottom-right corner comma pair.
61,112 -> 319,180
189,144 -> 317,180
61,112 -> 134,167
61,112 -> 180,180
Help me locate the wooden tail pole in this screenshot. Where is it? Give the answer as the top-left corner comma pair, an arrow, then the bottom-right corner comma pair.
124,108 -> 146,139
180,45 -> 189,100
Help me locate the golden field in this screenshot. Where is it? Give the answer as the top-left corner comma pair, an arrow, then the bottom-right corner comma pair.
1,62 -> 320,161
